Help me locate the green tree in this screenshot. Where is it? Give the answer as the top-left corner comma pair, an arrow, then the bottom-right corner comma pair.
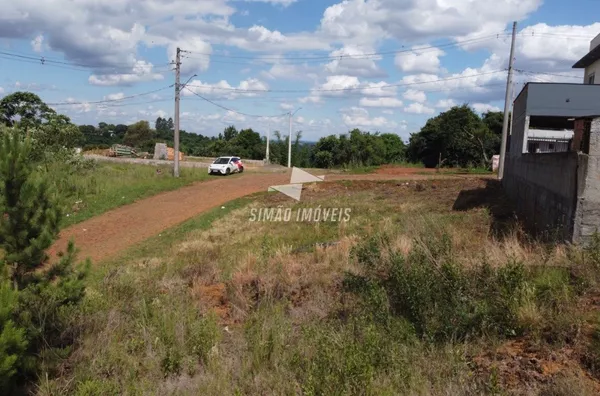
0,92 -> 56,129
123,120 -> 153,148
407,105 -> 491,168
380,133 -> 406,163
223,125 -> 238,141
0,127 -> 88,391
0,280 -> 27,391
0,130 -> 61,287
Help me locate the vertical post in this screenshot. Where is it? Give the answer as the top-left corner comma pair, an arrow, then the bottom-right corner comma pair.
498,21 -> 517,180
266,120 -> 270,164
174,47 -> 181,177
288,112 -> 292,168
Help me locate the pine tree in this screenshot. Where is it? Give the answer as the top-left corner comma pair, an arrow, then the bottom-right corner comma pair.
0,129 -> 60,289
0,127 -> 88,390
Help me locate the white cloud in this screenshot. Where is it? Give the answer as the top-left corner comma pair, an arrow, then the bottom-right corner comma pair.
341,107 -> 397,129
324,45 -> 386,78
89,60 -> 164,86
104,92 -> 125,101
319,0 -> 541,45
280,103 -> 295,111
64,98 -> 92,113
261,63 -> 318,81
168,38 -> 212,74
183,77 -> 269,100
244,0 -> 297,6
31,34 -> 44,52
435,99 -> 457,109
299,95 -> 323,104
404,103 -> 435,115
359,97 -> 403,108
402,89 -> 426,103
139,108 -> 168,119
396,46 -> 444,74
0,87 -> 4,95
471,103 -> 502,113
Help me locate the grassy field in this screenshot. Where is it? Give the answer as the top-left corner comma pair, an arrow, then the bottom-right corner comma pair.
40,178 -> 600,395
46,161 -> 210,227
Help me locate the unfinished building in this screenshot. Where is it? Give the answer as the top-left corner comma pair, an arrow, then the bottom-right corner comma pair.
503,82 -> 600,243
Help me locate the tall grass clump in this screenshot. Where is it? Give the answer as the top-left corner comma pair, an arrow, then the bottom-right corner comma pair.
345,231 -> 596,344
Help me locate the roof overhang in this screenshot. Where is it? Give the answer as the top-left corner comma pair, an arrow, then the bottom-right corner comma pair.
573,44 -> 600,68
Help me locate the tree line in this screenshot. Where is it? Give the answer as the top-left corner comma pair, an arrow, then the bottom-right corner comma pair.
1,91 -> 505,169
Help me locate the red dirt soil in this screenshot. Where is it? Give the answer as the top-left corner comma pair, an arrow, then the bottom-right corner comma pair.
375,165 -> 436,175
48,170 -> 472,264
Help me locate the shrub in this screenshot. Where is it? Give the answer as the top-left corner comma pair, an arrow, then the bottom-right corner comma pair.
345,232 -> 530,341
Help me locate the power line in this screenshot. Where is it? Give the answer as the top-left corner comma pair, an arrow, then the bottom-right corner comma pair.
185,70 -> 506,94
0,50 -> 172,73
47,85 -> 173,106
515,69 -> 583,79
184,33 -> 510,63
522,32 -> 596,40
183,86 -> 288,118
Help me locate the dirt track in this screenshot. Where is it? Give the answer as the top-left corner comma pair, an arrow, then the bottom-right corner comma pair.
49,170 -> 474,264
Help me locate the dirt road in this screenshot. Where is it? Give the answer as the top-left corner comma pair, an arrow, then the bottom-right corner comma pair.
49,171 -> 473,263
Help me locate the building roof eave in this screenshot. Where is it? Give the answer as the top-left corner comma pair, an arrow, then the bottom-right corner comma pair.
573,45 -> 600,69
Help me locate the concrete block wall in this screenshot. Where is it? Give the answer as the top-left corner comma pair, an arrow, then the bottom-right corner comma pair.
503,152 -> 579,240
574,118 -> 600,244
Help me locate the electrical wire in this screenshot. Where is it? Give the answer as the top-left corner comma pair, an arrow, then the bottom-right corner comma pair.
47,85 -> 174,106
183,86 -> 289,118
515,69 -> 583,79
184,70 -> 506,94
0,50 -> 172,73
184,33 -> 510,63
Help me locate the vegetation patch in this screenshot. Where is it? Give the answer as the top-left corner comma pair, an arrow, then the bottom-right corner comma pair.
35,178 -> 600,395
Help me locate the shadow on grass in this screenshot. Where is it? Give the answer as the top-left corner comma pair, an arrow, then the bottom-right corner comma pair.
452,179 -> 518,238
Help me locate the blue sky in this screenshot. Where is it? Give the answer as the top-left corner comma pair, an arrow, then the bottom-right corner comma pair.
0,0 -> 598,141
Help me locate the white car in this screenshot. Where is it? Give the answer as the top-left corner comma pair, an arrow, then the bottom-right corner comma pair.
208,156 -> 244,175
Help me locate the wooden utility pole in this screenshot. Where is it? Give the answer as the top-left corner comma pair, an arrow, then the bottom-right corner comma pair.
498,21 -> 517,180
174,47 -> 181,177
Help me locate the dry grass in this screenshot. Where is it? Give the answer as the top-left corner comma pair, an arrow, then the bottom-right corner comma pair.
40,179 -> 600,395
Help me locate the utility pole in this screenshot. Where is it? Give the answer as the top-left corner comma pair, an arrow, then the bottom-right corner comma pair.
173,47 -> 181,177
498,21 -> 517,180
288,108 -> 302,168
288,112 -> 292,168
266,120 -> 270,164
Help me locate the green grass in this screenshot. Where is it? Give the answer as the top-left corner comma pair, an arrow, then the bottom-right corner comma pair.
47,162 -> 211,227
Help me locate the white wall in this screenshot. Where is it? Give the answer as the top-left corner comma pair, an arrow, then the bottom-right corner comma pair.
585,61 -> 600,84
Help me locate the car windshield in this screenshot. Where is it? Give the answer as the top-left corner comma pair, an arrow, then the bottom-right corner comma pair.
214,158 -> 230,164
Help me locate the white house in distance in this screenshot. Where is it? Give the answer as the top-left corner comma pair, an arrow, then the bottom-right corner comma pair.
573,32 -> 600,85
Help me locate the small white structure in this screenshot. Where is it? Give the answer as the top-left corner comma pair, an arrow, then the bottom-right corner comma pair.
153,143 -> 168,160
492,155 -> 500,172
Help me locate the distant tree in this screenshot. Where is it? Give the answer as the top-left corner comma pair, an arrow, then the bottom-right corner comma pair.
223,125 -> 238,141
123,121 -> 153,148
167,117 -> 174,131
234,128 -> 264,159
0,92 -> 56,130
380,133 -> 406,163
155,117 -> 168,132
114,124 -> 128,140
